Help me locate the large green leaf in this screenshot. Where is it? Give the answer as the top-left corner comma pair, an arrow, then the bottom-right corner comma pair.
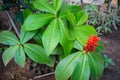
0,31 -> 19,45
67,28 -> 76,40
20,27 -> 37,43
59,4 -> 82,19
33,30 -> 43,45
24,43 -> 50,64
76,11 -> 88,26
88,52 -> 104,80
14,46 -> 26,67
2,46 -> 19,66
74,40 -> 83,51
72,54 -> 90,80
42,19 -> 60,56
55,52 -> 82,80
60,36 -> 74,57
59,19 -> 73,56
33,0 -> 56,14
75,25 -> 97,45
53,0 -> 64,12
58,3 -> 70,18
24,13 -> 54,31
51,45 -> 64,55
66,10 -> 76,26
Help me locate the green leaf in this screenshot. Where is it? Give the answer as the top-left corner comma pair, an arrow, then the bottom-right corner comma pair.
24,43 -> 49,64
58,3 -> 70,18
66,10 -> 76,26
72,54 -> 90,80
59,4 -> 82,19
59,19 -> 73,56
22,9 -> 32,20
14,46 -> 26,67
51,45 -> 64,55
88,52 -> 104,80
69,5 -> 82,14
68,28 -> 76,40
33,0 -> 56,14
55,52 -> 82,80
76,11 -> 88,26
59,19 -> 68,39
24,13 -> 54,31
60,36 -> 74,57
74,40 -> 84,51
75,25 -> 97,45
15,11 -> 24,24
42,19 -> 60,56
2,46 -> 19,66
96,41 -> 105,53
20,27 -> 37,43
53,0 -> 64,12
33,30 -> 43,45
0,31 -> 19,45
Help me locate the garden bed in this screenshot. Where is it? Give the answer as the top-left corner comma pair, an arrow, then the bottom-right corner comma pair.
0,29 -> 120,80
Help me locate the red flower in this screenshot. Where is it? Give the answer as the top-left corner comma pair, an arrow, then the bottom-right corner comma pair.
85,36 -> 100,52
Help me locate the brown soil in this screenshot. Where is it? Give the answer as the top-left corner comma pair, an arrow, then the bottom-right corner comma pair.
101,29 -> 120,80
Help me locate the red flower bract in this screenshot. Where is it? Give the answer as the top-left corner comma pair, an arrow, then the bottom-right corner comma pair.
85,36 -> 100,52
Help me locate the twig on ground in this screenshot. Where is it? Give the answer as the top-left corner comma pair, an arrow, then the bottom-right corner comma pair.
5,11 -> 20,38
29,72 -> 55,80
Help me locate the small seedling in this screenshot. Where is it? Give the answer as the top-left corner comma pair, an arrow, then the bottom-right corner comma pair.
104,54 -> 115,68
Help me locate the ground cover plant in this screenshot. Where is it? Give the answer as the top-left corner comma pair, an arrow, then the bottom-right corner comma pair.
0,0 -> 105,80
86,4 -> 120,35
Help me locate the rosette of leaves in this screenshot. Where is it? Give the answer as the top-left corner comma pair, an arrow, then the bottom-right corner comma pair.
23,0 -> 105,80
0,0 -> 105,80
0,28 -> 55,67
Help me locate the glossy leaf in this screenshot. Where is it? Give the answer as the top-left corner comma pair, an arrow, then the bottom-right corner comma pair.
76,11 -> 88,26
33,30 -> 43,45
69,5 -> 82,14
24,14 -> 54,31
88,52 -> 104,80
55,52 -> 82,80
66,10 -> 76,26
59,19 -> 73,56
59,19 -> 68,39
72,54 -> 90,80
53,0 -> 64,12
74,40 -> 83,51
14,46 -> 26,67
2,46 -> 19,66
0,31 -> 19,45
33,0 -> 56,13
24,43 -> 49,64
58,3 -> 70,18
68,28 -> 76,40
51,45 -> 64,55
75,25 -> 97,45
59,4 -> 82,18
60,36 -> 74,57
20,27 -> 37,43
42,19 -> 60,56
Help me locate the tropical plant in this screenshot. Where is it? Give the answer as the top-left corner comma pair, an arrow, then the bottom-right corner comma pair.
0,0 -> 105,80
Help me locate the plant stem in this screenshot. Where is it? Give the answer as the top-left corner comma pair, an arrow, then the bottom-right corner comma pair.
5,11 -> 20,38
